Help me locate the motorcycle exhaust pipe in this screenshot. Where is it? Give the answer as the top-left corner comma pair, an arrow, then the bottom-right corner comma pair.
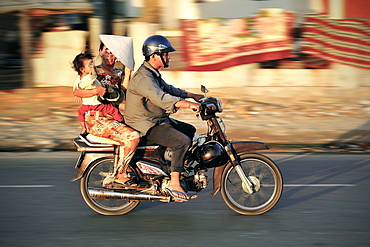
88,188 -> 170,202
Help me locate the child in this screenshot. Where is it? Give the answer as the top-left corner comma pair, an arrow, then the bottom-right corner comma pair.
72,49 -> 124,134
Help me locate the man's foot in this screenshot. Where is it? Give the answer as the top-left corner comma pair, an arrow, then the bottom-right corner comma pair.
164,187 -> 188,202
166,172 -> 189,201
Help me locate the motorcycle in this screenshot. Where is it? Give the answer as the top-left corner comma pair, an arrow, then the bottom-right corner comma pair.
72,85 -> 283,215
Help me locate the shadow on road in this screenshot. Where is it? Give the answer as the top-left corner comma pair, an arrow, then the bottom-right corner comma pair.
323,120 -> 370,150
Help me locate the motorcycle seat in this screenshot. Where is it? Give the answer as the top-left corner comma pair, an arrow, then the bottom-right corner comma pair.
81,134 -> 158,147
85,134 -> 121,145
86,134 -> 158,147
138,136 -> 158,146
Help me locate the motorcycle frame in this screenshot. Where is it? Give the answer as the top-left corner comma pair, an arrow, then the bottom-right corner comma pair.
72,135 -> 117,181
72,136 -> 165,182
72,111 -> 269,196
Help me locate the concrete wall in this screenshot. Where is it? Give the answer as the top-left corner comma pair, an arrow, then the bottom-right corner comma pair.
31,30 -> 88,87
129,24 -> 370,103
31,22 -> 370,105
162,63 -> 369,89
160,65 -> 370,103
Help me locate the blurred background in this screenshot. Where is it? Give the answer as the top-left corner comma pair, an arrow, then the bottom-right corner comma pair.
0,0 -> 369,151
0,3 -> 369,247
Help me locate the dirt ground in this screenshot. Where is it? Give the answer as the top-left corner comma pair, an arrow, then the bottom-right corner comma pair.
0,86 -> 369,152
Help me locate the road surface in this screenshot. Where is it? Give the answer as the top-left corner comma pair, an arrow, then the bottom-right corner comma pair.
0,152 -> 369,246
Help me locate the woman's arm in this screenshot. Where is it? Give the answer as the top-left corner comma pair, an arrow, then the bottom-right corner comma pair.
122,67 -> 132,91
73,86 -> 106,98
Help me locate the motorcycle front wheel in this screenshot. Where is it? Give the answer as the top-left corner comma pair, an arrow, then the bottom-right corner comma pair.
220,153 -> 283,215
80,157 -> 140,215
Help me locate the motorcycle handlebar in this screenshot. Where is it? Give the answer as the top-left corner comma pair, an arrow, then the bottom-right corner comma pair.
197,97 -> 221,116
198,102 -> 217,117
203,102 -> 216,111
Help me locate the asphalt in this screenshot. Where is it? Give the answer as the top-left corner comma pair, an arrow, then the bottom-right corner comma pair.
0,86 -> 369,153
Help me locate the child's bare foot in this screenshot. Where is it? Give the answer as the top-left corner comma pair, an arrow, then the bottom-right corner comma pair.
114,168 -> 137,186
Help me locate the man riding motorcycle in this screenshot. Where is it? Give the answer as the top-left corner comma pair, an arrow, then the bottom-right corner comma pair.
124,35 -> 203,201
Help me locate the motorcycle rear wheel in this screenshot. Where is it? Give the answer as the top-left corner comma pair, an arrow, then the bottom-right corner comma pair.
80,157 -> 140,215
220,153 -> 283,215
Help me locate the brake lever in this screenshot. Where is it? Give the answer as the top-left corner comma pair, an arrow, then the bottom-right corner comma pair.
193,108 -> 200,119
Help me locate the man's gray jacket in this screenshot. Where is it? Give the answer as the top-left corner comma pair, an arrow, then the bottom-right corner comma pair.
124,61 -> 188,135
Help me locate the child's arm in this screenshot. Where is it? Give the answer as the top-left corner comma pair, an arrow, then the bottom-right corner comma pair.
74,96 -> 82,103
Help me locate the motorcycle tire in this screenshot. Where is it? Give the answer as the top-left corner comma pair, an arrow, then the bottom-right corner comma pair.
220,153 -> 283,215
80,157 -> 140,215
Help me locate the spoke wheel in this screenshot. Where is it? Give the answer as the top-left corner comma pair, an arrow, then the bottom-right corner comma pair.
221,153 -> 283,215
80,157 -> 139,215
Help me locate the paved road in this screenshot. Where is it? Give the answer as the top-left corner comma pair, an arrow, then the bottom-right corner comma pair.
0,152 -> 369,246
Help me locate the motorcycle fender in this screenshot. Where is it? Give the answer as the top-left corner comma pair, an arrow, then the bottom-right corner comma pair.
71,153 -> 112,182
211,141 -> 269,196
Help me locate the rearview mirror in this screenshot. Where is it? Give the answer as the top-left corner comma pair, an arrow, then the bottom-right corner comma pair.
201,85 -> 209,94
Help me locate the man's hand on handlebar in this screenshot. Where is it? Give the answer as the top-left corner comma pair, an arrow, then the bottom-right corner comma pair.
187,92 -> 204,102
175,100 -> 201,113
189,102 -> 201,113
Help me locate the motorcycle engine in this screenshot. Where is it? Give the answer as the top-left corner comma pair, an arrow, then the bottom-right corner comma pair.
182,172 -> 208,192
164,147 -> 172,162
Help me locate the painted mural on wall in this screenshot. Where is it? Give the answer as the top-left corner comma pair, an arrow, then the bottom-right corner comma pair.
180,9 -> 295,71
302,14 -> 370,70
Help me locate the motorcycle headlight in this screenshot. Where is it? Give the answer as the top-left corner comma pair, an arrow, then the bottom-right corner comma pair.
216,99 -> 223,112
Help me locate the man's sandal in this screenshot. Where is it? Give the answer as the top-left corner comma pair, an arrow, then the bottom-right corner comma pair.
164,188 -> 189,202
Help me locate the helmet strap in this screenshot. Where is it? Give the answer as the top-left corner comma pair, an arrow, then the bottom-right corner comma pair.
159,54 -> 169,68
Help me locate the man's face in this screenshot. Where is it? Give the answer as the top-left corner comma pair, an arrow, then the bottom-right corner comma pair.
100,46 -> 116,66
161,53 -> 170,68
153,53 -> 170,69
